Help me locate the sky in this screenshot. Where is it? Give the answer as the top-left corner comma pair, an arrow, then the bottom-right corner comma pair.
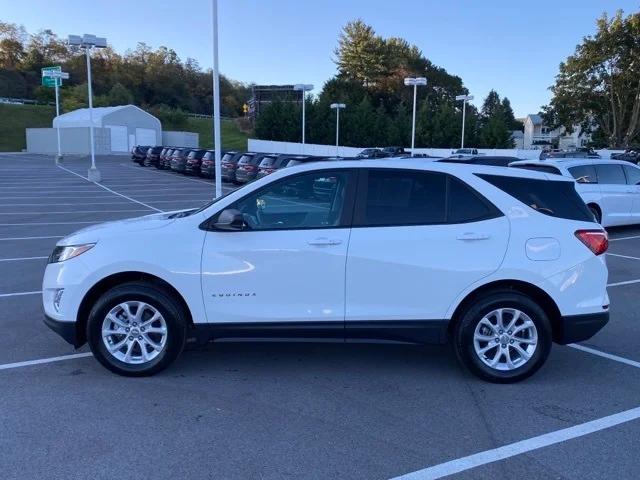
1,0 -> 637,117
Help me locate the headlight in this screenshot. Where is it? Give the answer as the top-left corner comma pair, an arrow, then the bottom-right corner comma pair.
48,243 -> 95,263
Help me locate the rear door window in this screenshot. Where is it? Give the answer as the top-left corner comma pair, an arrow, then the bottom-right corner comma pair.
595,164 -> 626,184
623,165 -> 640,185
477,174 -> 593,222
568,165 -> 598,183
356,169 -> 500,226
447,177 -> 497,223
358,169 -> 447,226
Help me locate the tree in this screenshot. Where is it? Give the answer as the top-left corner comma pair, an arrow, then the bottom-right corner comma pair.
334,20 -> 386,87
105,82 -> 134,105
501,97 -> 521,131
478,90 -> 514,148
0,22 -> 27,69
254,100 -> 299,142
543,10 -> 640,148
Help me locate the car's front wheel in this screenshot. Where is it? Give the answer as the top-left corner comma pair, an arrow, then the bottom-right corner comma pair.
453,291 -> 552,383
87,282 -> 187,376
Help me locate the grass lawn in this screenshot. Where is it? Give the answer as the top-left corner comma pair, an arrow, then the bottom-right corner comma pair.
0,104 -> 248,152
181,117 -> 248,151
0,104 -> 55,151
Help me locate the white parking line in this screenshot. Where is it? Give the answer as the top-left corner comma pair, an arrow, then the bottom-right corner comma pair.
609,234 -> 640,242
57,165 -> 163,213
0,182 -> 186,188
0,256 -> 48,262
390,406 -> 640,480
0,235 -> 64,241
120,163 -> 216,186
568,344 -> 640,369
607,279 -> 640,287
0,352 -> 93,371
0,192 -> 211,199
0,291 -> 41,298
0,210 -> 150,215
607,253 -> 640,261
0,221 -> 99,226
0,200 -> 201,206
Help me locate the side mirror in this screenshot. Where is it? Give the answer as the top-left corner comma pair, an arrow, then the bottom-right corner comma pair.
213,209 -> 245,231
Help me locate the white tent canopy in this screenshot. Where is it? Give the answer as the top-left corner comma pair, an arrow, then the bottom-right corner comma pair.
52,104 -> 162,151
52,105 -> 160,129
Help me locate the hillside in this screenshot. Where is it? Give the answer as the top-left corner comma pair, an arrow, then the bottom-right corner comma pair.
0,104 -> 55,151
180,117 -> 248,151
0,104 -> 248,152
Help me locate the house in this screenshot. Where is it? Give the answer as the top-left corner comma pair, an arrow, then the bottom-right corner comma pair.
522,114 -> 589,150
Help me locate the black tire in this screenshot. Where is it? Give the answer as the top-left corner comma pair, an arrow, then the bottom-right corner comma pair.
453,291 -> 552,383
589,205 -> 602,224
86,282 -> 188,377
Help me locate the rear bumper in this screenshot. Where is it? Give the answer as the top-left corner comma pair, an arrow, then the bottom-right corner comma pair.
44,314 -> 78,347
555,311 -> 609,344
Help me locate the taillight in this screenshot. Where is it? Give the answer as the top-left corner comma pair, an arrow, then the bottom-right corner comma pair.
246,165 -> 257,172
575,229 -> 608,256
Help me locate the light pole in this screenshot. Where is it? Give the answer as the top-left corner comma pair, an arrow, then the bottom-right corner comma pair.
455,94 -> 474,149
294,84 -> 313,154
210,0 -> 222,198
68,34 -> 107,182
404,77 -> 427,156
330,103 -> 346,157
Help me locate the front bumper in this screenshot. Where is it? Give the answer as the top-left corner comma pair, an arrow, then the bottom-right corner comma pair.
44,314 -> 78,347
185,164 -> 201,174
555,311 -> 609,344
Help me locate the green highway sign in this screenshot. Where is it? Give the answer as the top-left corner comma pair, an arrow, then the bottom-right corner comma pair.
42,66 -> 62,88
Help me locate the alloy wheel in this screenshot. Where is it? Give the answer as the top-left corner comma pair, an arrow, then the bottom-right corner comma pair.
473,308 -> 538,371
101,301 -> 168,364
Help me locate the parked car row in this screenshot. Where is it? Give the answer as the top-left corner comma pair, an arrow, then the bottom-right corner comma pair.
132,145 -> 359,183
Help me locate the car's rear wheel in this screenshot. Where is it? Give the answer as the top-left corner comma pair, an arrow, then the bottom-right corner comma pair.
87,282 -> 187,376
453,291 -> 552,383
588,205 -> 602,224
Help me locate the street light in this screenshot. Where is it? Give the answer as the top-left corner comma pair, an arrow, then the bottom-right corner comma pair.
68,34 -> 107,182
330,103 -> 346,157
455,94 -> 474,149
404,77 -> 427,156
294,84 -> 313,154
210,0 -> 222,198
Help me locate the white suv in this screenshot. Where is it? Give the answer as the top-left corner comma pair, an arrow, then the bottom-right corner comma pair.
43,160 -> 610,383
510,158 -> 640,227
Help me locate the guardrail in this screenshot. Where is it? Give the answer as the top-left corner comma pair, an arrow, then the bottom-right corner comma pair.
0,97 -> 55,106
186,112 -> 234,120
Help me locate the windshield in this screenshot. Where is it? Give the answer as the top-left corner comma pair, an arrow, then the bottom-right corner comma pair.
238,155 -> 253,164
168,190 -> 236,218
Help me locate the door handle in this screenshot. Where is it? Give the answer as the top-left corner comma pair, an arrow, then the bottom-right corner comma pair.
456,232 -> 490,241
307,237 -> 342,246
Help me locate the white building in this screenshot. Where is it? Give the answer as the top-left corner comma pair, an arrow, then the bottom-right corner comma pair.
52,105 -> 161,152
523,114 -> 589,150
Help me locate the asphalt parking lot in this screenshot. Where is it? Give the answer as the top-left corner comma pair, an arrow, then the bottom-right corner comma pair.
1,153 -> 640,480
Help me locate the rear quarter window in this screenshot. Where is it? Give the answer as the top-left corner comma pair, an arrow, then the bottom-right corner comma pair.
476,174 -> 593,222
624,165 -> 640,185
568,165 -> 598,183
